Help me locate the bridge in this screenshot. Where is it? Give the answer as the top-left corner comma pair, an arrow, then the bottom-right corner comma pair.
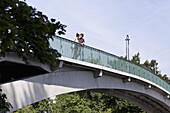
0,36 -> 170,113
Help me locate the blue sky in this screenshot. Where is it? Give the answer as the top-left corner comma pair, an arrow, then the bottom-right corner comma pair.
26,0 -> 170,77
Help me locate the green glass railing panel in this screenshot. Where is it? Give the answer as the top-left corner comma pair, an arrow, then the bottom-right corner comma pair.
136,67 -> 140,76
139,69 -> 144,78
147,71 -> 151,81
164,83 -> 168,90
120,60 -> 126,72
129,63 -> 135,75
151,73 -> 155,83
122,62 -> 126,72
50,36 -> 170,93
62,40 -> 72,58
154,76 -> 157,84
149,73 -> 153,82
91,49 -> 100,65
163,82 -> 167,90
121,61 -> 126,72
143,69 -> 147,79
100,52 -> 109,67
50,38 -> 61,53
83,46 -> 92,62
130,64 -> 134,75
115,59 -> 119,70
124,62 -> 130,73
116,59 -> 120,71
107,54 -> 116,69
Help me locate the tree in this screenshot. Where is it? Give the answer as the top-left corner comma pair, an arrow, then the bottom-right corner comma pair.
14,98 -> 55,113
150,60 -> 160,75
131,52 -> 140,64
143,59 -> 161,75
120,55 -> 127,60
122,52 -> 170,83
0,0 -> 66,112
142,60 -> 150,69
0,89 -> 13,113
162,74 -> 170,83
15,91 -> 145,113
131,53 -> 170,83
0,0 -> 66,65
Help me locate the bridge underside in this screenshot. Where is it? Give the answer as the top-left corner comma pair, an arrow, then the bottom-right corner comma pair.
0,54 -> 50,84
1,63 -> 170,113
0,61 -> 48,83
93,89 -> 169,113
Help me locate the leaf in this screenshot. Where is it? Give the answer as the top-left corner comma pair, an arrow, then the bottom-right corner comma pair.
51,18 -> 56,22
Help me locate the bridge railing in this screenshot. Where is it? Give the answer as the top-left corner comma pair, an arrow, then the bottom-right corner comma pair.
50,36 -> 170,93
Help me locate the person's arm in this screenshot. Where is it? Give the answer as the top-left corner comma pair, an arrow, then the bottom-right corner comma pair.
81,39 -> 85,45
74,37 -> 78,42
81,42 -> 85,45
74,38 -> 76,42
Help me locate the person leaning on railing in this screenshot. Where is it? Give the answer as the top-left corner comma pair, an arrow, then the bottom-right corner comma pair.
73,33 -> 85,59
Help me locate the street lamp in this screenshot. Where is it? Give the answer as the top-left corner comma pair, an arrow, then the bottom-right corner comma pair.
125,35 -> 130,60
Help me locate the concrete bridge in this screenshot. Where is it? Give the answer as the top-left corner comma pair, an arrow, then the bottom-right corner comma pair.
0,36 -> 170,113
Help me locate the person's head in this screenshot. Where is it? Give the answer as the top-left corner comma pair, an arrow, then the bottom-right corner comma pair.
80,33 -> 84,38
76,33 -> 79,37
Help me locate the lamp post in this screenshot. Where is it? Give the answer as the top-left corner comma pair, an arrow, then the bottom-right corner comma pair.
125,35 -> 130,60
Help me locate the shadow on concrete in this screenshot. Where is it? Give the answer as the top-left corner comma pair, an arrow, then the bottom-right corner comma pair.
0,61 -> 48,84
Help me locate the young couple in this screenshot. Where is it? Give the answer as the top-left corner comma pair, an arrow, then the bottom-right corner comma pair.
72,33 -> 85,59
74,33 -> 85,45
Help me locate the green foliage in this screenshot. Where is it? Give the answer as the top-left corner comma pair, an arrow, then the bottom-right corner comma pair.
0,0 -> 66,65
13,105 -> 36,113
15,91 -> 146,113
131,52 -> 140,64
1,0 -> 66,112
142,60 -> 150,69
131,53 -> 170,83
0,89 -> 13,113
143,60 -> 160,75
14,98 -> 54,113
162,74 -> 170,83
120,55 -> 127,60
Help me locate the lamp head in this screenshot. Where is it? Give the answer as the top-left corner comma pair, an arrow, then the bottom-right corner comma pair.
125,35 -> 130,41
